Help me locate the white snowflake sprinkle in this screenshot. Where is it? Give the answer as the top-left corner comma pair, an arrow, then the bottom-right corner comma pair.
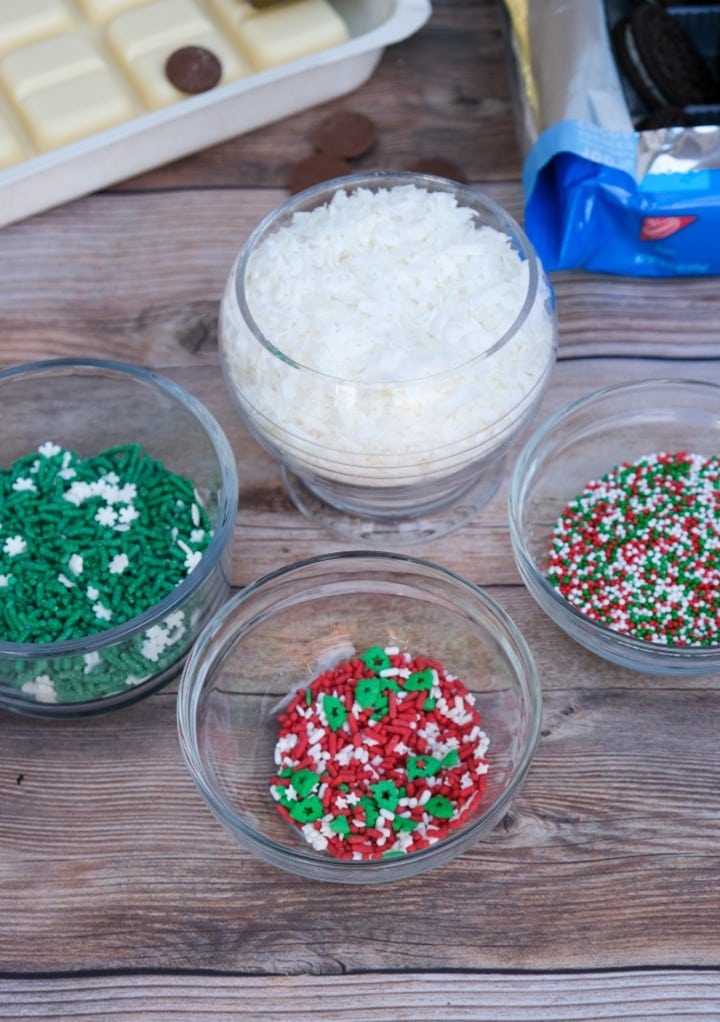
183,549 -> 203,572
92,602 -> 112,622
3,535 -> 26,556
38,441 -> 61,458
117,506 -> 139,525
108,553 -> 129,575
63,480 -> 94,505
22,674 -> 57,703
68,554 -> 84,576
116,483 -> 137,503
12,477 -> 36,492
95,505 -> 118,527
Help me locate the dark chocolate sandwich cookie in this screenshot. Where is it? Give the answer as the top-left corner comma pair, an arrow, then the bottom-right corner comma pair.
612,5 -> 720,110
630,0 -> 719,6
636,106 -> 693,130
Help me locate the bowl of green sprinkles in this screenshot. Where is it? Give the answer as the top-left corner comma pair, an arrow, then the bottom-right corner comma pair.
509,378 -> 720,676
0,359 -> 238,716
177,551 -> 541,883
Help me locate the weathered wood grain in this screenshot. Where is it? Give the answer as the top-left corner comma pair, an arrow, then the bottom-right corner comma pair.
2,186 -> 719,375
1,971 -> 719,1021
3,681 -> 720,973
2,0 -> 720,1015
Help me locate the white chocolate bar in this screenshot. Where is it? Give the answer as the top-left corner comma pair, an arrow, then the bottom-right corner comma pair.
0,0 -> 350,163
0,34 -> 139,151
107,0 -> 252,108
232,0 -> 351,70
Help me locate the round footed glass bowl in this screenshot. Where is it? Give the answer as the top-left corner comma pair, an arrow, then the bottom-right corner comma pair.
177,551 -> 542,884
509,378 -> 720,676
0,359 -> 238,717
219,171 -> 557,547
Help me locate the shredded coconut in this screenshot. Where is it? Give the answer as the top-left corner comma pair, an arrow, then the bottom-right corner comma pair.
221,184 -> 556,485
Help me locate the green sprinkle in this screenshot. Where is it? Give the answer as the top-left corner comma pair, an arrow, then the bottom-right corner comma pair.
289,796 -> 324,823
0,441 -> 214,703
392,815 -> 420,832
359,646 -> 391,673
330,815 -> 351,836
354,676 -> 384,709
425,795 -> 454,819
290,768 -> 320,798
370,779 -> 401,812
322,694 -> 348,731
404,668 -> 434,691
406,754 -> 442,779
359,795 -> 380,828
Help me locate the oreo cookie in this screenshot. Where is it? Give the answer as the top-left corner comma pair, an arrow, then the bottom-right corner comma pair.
630,0 -> 719,6
612,5 -> 720,110
636,105 -> 693,130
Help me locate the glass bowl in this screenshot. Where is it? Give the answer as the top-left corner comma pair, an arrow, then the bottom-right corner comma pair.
0,358 -> 238,717
219,171 -> 557,547
177,551 -> 542,884
509,378 -> 720,676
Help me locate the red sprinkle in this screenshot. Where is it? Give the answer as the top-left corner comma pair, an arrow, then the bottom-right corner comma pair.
270,646 -> 490,861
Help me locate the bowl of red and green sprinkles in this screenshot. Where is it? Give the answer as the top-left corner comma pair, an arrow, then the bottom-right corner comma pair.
0,359 -> 238,716
177,551 -> 541,883
509,378 -> 720,675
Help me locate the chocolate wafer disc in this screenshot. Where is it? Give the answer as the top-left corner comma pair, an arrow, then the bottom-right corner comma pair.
286,154 -> 352,194
310,110 -> 377,159
165,46 -> 222,95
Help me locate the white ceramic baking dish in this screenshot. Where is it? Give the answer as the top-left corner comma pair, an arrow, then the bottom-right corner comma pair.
0,0 -> 431,229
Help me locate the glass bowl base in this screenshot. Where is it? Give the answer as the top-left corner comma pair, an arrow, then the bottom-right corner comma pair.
281,462 -> 505,547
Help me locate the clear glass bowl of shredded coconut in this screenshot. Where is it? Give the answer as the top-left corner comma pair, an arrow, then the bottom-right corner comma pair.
219,171 -> 558,546
177,551 -> 542,883
0,359 -> 238,717
509,378 -> 720,676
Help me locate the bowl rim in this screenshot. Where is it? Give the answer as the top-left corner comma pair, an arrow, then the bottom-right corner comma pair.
0,357 -> 239,659
508,376 -> 720,664
177,549 -> 543,880
230,170 -> 546,385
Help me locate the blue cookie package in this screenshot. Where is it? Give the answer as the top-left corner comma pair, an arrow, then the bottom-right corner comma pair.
503,0 -> 720,276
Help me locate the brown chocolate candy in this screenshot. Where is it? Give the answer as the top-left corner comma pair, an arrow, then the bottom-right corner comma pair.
310,110 -> 377,159
286,153 -> 352,194
404,158 -> 468,184
165,46 -> 222,95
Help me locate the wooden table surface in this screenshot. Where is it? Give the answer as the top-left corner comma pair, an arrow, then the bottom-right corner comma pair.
2,2 -> 720,1019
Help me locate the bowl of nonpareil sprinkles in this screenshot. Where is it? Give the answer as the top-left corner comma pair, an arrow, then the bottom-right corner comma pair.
177,551 -> 541,883
0,359 -> 238,716
509,379 -> 720,676
219,171 -> 557,547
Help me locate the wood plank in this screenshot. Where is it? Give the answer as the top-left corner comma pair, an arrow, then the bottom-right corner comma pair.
1,971 -> 719,1020
2,683 -> 720,973
2,188 -> 719,374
